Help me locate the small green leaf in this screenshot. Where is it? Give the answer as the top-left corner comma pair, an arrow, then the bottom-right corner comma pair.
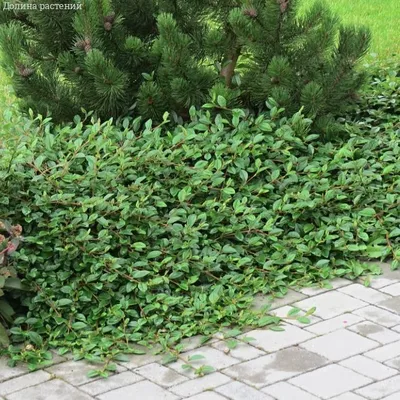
133,242 -> 146,250
0,323 -> 10,347
209,285 -> 223,304
147,251 -> 162,259
113,354 -> 130,362
56,299 -> 73,307
188,354 -> 205,362
72,322 -> 87,330
258,316 -> 277,327
239,170 -> 248,183
217,95 -> 227,108
222,187 -> 235,195
241,336 -> 255,343
297,316 -> 311,324
132,270 -> 151,279
389,228 -> 400,238
305,307 -> 316,316
222,245 -> 237,254
226,339 -> 238,349
287,307 -> 301,317
28,331 -> 43,347
271,170 -> 280,180
359,208 -> 376,217
200,336 -> 211,345
187,215 -> 197,228
162,354 -> 177,364
269,326 -> 285,332
199,365 -> 215,374
87,370 -> 100,378
315,259 -> 330,268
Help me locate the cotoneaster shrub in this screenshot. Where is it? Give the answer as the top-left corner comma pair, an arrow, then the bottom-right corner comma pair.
0,104 -> 399,368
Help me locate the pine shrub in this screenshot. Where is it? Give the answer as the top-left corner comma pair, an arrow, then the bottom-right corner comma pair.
0,0 -> 371,134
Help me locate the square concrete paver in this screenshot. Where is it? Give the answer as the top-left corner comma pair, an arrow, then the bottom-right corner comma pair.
348,321 -> 400,344
380,283 -> 400,296
6,379 -> 94,400
377,296 -> 400,314
211,340 -> 266,361
169,372 -> 231,397
300,329 -> 379,361
294,291 -> 367,319
367,263 -> 400,289
216,381 -> 274,400
272,305 -> 322,327
339,283 -> 391,303
339,355 -> 398,380
0,370 -> 50,396
305,313 -> 364,335
168,346 -> 239,377
355,375 -> 400,399
98,380 -> 178,400
297,278 -> 351,296
120,346 -> 163,369
179,335 -> 218,352
289,364 -> 372,399
46,360 -> 123,386
381,393 -> 400,400
184,392 -> 229,400
79,371 -> 143,396
134,363 -> 187,387
385,355 -> 400,370
240,324 -> 314,353
252,289 -> 306,311
393,325 -> 400,333
222,346 -> 327,388
262,381 -> 319,400
364,341 -> 400,362
0,358 -> 27,383
331,394 -> 368,400
353,305 -> 400,327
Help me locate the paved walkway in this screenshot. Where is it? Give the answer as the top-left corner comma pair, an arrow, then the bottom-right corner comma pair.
1,262 -> 400,399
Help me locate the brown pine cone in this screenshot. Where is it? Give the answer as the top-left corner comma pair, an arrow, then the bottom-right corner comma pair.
104,12 -> 115,24
243,7 -> 258,18
75,39 -> 86,50
18,66 -> 34,77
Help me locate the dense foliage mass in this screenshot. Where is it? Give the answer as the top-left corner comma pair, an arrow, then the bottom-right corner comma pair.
0,0 -> 370,134
0,72 -> 399,365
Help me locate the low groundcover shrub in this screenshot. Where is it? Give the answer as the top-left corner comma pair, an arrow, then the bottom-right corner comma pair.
0,104 -> 399,367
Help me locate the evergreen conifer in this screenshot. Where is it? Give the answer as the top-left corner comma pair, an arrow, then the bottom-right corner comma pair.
0,0 -> 371,131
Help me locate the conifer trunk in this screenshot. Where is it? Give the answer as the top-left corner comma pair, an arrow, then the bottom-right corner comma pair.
221,48 -> 240,88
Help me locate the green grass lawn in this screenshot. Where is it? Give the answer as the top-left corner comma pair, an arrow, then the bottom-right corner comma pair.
300,0 -> 400,62
0,70 -> 13,105
0,70 -> 16,127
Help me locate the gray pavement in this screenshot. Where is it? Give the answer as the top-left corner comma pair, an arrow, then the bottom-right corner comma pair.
1,262 -> 400,399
